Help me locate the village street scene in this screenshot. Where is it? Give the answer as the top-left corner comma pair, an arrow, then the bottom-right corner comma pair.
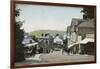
15,4 -> 95,66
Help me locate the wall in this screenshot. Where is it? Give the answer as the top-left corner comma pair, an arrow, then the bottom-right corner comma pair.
0,0 -> 100,69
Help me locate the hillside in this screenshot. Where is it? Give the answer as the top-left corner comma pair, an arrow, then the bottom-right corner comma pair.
30,30 -> 66,38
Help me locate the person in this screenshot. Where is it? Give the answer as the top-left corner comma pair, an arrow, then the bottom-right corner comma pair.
38,33 -> 44,53
39,33 -> 49,53
44,33 -> 50,53
44,34 -> 49,45
53,34 -> 63,49
62,34 -> 69,54
48,33 -> 54,52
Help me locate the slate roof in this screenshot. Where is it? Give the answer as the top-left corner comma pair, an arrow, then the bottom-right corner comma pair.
78,19 -> 94,28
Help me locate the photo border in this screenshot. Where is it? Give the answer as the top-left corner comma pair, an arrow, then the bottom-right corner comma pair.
10,1 -> 96,69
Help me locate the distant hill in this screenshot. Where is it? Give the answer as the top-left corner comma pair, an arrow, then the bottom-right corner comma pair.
30,30 -> 66,38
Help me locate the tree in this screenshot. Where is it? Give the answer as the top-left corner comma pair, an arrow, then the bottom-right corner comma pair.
81,7 -> 95,20
15,8 -> 25,62
31,35 -> 38,42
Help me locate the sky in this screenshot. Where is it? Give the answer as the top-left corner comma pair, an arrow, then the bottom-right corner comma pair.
16,4 -> 83,33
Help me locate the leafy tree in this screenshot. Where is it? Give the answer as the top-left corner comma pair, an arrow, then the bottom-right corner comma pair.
31,35 -> 38,42
15,8 -> 25,62
81,7 -> 95,20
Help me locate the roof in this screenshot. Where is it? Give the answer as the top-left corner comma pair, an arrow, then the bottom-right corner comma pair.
22,38 -> 35,45
71,18 -> 83,26
78,19 -> 94,28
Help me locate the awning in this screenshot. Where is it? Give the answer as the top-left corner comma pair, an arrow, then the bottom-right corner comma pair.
80,38 -> 94,44
68,38 -> 94,48
24,42 -> 38,47
68,43 -> 78,48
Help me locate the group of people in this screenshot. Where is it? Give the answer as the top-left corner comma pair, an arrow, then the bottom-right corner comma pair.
37,33 -> 68,54
24,33 -> 69,57
38,33 -> 54,53
23,33 -> 69,58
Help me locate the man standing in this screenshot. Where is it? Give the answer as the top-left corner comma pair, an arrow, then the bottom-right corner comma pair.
62,34 -> 68,54
48,33 -> 54,52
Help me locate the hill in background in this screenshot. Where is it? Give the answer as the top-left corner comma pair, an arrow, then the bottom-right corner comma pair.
30,30 -> 66,38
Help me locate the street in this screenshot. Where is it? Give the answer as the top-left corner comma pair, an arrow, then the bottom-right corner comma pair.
40,50 -> 94,64
15,50 -> 94,66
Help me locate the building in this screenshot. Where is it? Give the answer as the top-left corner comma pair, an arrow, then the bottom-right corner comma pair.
67,18 -> 83,47
67,18 -> 95,55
